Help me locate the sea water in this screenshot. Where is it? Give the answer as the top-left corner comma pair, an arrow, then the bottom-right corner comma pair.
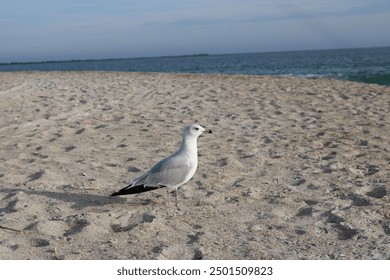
1,47 -> 389,86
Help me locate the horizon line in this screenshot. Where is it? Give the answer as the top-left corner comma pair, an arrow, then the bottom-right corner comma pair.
1,45 -> 389,66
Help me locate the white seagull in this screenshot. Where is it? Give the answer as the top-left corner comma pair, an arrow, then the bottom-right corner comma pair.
111,123 -> 212,207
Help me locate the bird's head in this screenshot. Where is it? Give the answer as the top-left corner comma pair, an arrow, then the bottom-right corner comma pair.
185,123 -> 212,138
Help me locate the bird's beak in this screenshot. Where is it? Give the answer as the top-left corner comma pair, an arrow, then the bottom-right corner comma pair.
200,128 -> 212,137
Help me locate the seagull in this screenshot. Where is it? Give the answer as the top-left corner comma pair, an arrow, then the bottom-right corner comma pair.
111,123 -> 212,207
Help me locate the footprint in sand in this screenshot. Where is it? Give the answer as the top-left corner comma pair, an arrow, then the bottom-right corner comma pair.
28,170 -> 45,181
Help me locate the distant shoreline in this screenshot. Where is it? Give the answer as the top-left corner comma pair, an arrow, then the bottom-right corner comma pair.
2,46 -> 389,66
0,54 -> 210,66
1,47 -> 389,86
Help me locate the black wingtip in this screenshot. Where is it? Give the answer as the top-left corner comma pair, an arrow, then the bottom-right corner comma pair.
110,192 -> 120,196
110,184 -> 166,197
110,187 -> 134,197
110,185 -> 133,197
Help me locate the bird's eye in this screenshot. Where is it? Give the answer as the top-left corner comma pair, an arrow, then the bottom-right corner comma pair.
194,127 -> 199,130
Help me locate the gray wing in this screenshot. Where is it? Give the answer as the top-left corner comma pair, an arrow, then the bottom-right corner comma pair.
143,153 -> 192,187
111,153 -> 193,196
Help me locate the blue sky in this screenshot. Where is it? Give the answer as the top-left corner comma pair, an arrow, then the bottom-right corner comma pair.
1,0 -> 390,62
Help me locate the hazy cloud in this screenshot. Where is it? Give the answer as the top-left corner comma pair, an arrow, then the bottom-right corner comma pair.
1,0 -> 389,62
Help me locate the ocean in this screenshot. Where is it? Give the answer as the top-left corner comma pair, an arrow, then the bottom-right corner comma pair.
1,47 -> 390,86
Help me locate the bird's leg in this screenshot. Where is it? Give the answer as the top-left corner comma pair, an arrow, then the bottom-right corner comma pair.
167,189 -> 170,206
175,189 -> 179,209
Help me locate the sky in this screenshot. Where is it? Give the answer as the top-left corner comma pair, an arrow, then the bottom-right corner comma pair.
1,0 -> 390,63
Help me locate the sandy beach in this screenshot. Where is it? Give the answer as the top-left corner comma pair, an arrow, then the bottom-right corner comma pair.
0,71 -> 389,259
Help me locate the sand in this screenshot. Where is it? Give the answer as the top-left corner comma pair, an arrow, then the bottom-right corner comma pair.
0,71 -> 389,260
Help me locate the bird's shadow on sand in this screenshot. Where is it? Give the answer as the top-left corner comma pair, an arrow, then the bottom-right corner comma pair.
0,187 -> 150,210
